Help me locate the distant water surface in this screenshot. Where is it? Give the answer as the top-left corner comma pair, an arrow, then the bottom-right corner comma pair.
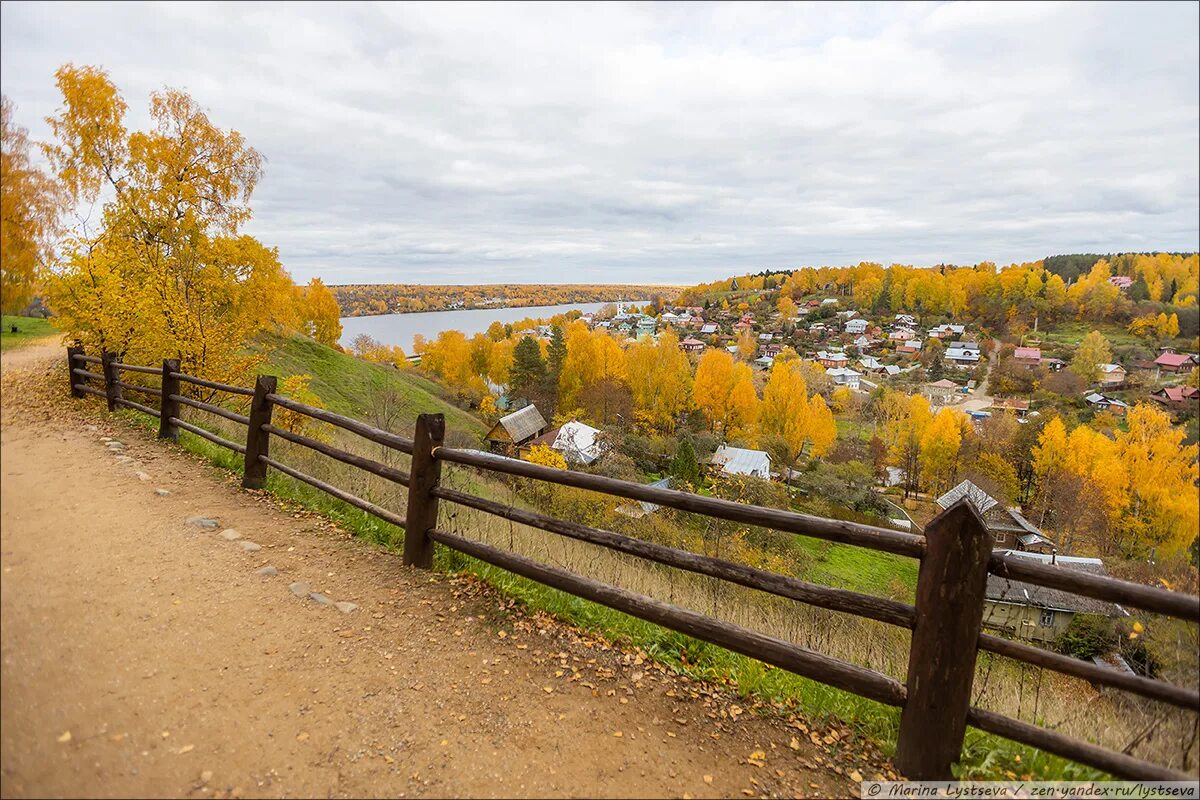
338,300 -> 646,353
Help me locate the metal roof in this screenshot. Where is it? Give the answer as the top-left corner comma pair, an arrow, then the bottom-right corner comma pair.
711,445 -> 771,478
497,404 -> 547,444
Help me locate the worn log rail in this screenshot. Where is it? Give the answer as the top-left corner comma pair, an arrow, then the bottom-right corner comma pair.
64,348 -> 1199,781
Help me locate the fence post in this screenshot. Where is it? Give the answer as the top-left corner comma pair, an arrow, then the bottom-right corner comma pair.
100,350 -> 122,412
66,346 -> 84,398
403,412 -> 445,569
895,498 -> 992,780
159,358 -> 181,441
242,375 -> 277,489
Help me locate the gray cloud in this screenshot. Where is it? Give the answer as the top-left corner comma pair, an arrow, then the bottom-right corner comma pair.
2,1 -> 1196,285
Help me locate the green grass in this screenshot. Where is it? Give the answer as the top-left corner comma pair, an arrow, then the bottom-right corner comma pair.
1037,320 -> 1190,352
255,333 -> 488,440
0,315 -> 57,351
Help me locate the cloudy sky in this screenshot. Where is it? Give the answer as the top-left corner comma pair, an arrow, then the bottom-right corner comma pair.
2,2 -> 1197,285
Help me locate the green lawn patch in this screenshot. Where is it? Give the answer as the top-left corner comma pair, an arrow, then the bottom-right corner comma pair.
0,315 -> 58,351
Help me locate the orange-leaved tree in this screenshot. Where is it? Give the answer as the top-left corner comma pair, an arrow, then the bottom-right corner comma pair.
42,64 -> 301,383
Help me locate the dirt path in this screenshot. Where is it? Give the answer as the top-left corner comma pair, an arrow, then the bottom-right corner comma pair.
1,346 -> 881,799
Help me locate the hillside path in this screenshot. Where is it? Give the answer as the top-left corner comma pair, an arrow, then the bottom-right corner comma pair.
0,344 -> 872,799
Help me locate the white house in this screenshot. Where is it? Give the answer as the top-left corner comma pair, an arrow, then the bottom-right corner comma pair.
853,334 -> 873,350
895,314 -> 916,327
946,341 -> 982,363
889,328 -> 916,341
551,421 -> 606,465
928,324 -> 966,339
710,446 -> 772,479
844,318 -> 869,335
827,367 -> 862,389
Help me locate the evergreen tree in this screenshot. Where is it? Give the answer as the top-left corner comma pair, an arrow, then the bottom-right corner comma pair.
510,336 -> 546,402
927,339 -> 946,380
671,438 -> 701,485
1131,274 -> 1150,302
547,325 -> 567,382
1169,278 -> 1178,303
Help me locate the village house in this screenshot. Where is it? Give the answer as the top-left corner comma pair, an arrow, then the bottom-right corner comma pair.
484,405 -> 548,456
990,397 -> 1031,419
945,341 -> 981,364
1150,384 -> 1200,408
700,322 -> 719,335
710,445 -> 772,480
1041,356 -> 1066,372
888,328 -> 916,342
1097,363 -> 1126,386
827,367 -> 862,389
844,318 -> 869,335
752,355 -> 775,371
927,323 -> 966,339
679,337 -> 705,353
733,320 -> 754,333
1084,392 -> 1129,415
522,420 -> 606,465
894,313 -> 916,327
761,342 -> 785,357
984,551 -> 1125,644
1107,275 -> 1134,290
937,481 -> 1054,553
1154,350 -> 1199,377
816,350 -> 849,369
615,477 -> 672,519
896,340 -> 923,357
1013,346 -> 1042,369
852,334 -> 873,350
925,378 -> 959,404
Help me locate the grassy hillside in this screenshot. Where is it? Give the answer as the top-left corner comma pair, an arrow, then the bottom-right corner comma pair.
254,333 -> 488,440
1,315 -> 58,351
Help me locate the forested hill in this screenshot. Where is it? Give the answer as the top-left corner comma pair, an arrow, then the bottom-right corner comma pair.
1043,252 -> 1199,283
332,283 -> 680,317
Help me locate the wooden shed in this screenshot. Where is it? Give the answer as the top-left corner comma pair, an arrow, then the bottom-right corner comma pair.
484,404 -> 548,455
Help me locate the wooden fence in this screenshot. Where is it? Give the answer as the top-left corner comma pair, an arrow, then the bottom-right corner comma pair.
66,348 -> 1200,780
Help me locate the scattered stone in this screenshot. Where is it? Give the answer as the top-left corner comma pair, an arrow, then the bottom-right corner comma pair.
99,435 -> 111,441
288,581 -> 311,598
309,592 -> 333,606
199,770 -> 213,785
154,488 -> 170,497
106,441 -> 125,450
219,529 -> 242,541
238,541 -> 261,552
134,471 -> 151,481
184,516 -> 219,529
255,566 -> 279,578
334,601 -> 358,614
86,425 -> 99,432
114,455 -> 135,464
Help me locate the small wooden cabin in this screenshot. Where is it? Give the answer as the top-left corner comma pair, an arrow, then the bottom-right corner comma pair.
484,404 -> 548,456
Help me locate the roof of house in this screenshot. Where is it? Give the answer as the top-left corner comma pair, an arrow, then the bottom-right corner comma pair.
827,367 -> 861,378
929,379 -> 959,389
700,323 -> 718,333
1155,352 -> 1195,367
1085,392 -> 1129,407
946,348 -> 981,360
937,479 -> 1000,514
1153,385 -> 1200,402
680,337 -> 705,346
816,350 -> 848,361
986,551 -> 1124,616
1014,347 -> 1041,360
540,420 -> 604,464
615,477 -> 671,517
494,404 -> 547,443
1099,363 -> 1125,374
991,398 -> 1030,411
711,445 -> 771,477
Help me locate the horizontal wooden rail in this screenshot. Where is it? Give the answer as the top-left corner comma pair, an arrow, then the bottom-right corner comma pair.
966,706 -> 1191,781
429,528 -> 908,707
75,354 -> 102,365
433,448 -> 926,558
264,424 -> 409,486
978,633 -> 1198,711
170,372 -> 255,397
258,455 -> 406,529
990,553 -> 1200,622
433,485 -> 915,628
266,394 -> 415,454
170,417 -> 246,454
112,362 -> 160,376
115,380 -> 162,398
115,396 -> 160,418
73,383 -> 107,399
72,367 -> 103,381
172,394 -> 250,426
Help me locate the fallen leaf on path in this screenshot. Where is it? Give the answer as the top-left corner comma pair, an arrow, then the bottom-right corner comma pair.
296,733 -> 309,742
177,744 -> 195,754
57,731 -> 71,743
849,770 -> 864,782
747,750 -> 766,767
789,737 -> 800,750
703,775 -> 713,784
612,731 -> 623,738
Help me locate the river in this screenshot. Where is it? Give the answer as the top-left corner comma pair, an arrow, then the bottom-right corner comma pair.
338,301 -> 645,353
